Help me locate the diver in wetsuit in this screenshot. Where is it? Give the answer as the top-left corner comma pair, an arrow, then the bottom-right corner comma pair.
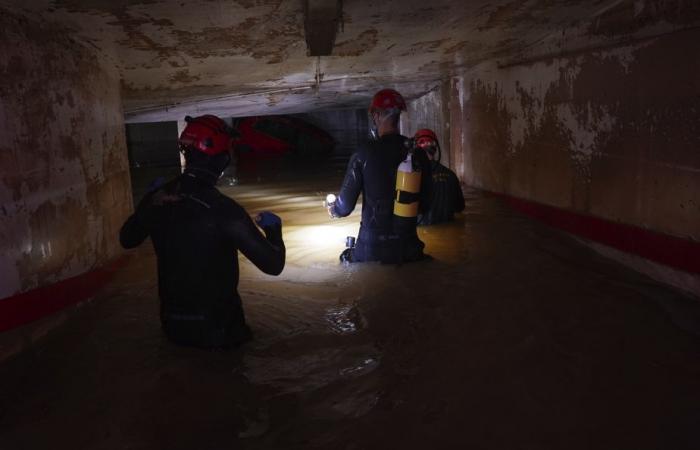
327,89 -> 432,263
120,115 -> 285,348
414,129 -> 465,225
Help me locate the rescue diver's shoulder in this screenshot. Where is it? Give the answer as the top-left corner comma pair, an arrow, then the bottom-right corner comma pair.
211,190 -> 247,218
434,162 -> 449,173
440,163 -> 458,177
138,176 -> 179,207
355,142 -> 372,159
371,133 -> 408,152
345,144 -> 369,169
359,138 -> 385,159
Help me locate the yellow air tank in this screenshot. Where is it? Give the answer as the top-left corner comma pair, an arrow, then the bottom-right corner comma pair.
394,152 -> 422,218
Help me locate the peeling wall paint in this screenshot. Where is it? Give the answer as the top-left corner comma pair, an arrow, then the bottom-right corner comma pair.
7,0 -> 674,122
0,9 -> 132,299
405,7 -> 699,252
453,27 -> 700,242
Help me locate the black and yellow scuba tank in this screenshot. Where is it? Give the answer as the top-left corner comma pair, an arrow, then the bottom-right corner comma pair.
393,149 -> 422,218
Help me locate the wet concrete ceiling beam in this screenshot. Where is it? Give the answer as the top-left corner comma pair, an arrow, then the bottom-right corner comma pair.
304,0 -> 343,56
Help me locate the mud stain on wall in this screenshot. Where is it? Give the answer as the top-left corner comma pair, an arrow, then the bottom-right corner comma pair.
333,29 -> 378,57
590,0 -> 700,37
400,39 -> 450,57
0,7 -> 131,299
404,4 -> 699,244
461,33 -> 699,240
169,69 -> 201,84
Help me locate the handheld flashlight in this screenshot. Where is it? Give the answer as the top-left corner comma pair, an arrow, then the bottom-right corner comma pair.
325,193 -> 339,218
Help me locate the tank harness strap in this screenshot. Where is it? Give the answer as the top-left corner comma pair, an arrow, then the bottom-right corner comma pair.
395,190 -> 420,204
165,312 -> 206,321
181,194 -> 211,209
364,197 -> 391,227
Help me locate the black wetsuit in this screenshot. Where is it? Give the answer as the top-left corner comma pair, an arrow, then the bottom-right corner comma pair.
331,133 -> 431,263
418,161 -> 465,225
120,171 -> 285,348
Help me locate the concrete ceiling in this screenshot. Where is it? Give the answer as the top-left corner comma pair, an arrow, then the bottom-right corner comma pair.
2,0 -> 693,122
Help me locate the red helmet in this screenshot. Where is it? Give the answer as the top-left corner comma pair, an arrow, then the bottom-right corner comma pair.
414,128 -> 438,148
369,89 -> 407,113
178,115 -> 234,156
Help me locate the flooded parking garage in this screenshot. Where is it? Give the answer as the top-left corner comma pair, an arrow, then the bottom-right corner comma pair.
2,173 -> 700,449
1,0 -> 700,448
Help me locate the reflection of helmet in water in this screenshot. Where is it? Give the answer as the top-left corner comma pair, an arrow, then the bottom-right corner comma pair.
414,128 -> 438,154
179,115 -> 235,156
369,89 -> 407,113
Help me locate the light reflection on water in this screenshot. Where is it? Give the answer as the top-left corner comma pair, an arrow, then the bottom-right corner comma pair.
339,357 -> 379,377
325,304 -> 366,334
219,177 -> 468,419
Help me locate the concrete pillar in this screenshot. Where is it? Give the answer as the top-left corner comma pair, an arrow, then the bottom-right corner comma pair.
0,8 -> 131,300
176,119 -> 187,173
220,117 -> 238,186
303,0 -> 343,56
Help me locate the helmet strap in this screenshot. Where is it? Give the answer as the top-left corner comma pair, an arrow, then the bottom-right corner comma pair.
370,109 -> 400,139
368,111 -> 379,140
182,149 -> 231,185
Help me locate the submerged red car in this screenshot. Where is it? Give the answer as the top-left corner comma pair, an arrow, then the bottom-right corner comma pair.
232,115 -> 335,161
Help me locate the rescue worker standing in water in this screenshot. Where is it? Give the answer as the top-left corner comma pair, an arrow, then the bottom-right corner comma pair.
328,89 -> 431,263
120,115 -> 285,348
414,129 -> 465,225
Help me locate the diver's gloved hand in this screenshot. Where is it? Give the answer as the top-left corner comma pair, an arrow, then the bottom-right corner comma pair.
255,211 -> 282,243
255,211 -> 282,229
325,194 -> 339,219
146,176 -> 166,193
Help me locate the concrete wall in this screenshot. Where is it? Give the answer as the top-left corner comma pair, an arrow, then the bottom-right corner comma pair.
401,82 -> 452,167
407,24 -> 700,296
0,9 -> 131,300
457,31 -> 700,242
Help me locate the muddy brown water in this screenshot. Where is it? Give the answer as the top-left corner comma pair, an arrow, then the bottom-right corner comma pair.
1,174 -> 700,450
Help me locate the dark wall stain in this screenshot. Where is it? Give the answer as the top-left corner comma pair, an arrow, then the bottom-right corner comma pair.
442,40 -> 476,55
467,80 -> 513,194
590,0 -> 700,36
121,80 -> 228,107
478,0 -> 524,31
167,9 -> 303,64
399,39 -> 450,57
169,69 -> 201,84
333,29 -> 378,57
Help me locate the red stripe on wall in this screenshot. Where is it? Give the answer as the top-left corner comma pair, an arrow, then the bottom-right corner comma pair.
492,193 -> 700,275
0,257 -> 128,333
